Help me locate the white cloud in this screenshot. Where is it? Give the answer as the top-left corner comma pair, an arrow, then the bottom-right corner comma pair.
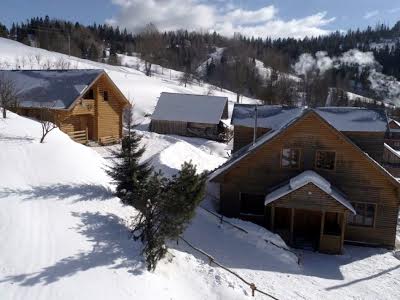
363,10 -> 379,19
388,7 -> 400,14
108,0 -> 335,39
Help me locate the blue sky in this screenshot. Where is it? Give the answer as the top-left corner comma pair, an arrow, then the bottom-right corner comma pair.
1,0 -> 399,38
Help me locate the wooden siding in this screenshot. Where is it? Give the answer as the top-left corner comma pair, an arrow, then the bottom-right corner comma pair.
270,183 -> 348,213
150,120 -> 188,136
95,75 -> 124,140
218,111 -> 399,248
233,125 -> 270,153
342,131 -> 385,162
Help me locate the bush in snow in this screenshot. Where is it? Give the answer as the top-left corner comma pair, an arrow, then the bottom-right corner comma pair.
107,105 -> 152,207
0,74 -> 18,119
132,161 -> 207,271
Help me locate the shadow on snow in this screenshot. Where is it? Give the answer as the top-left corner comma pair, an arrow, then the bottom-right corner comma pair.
0,184 -> 114,202
0,212 -> 145,286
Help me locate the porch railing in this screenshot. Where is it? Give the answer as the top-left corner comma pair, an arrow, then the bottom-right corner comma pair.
67,129 -> 88,144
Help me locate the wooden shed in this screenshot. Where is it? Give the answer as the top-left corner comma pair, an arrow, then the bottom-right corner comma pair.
210,106 -> 399,254
1,69 -> 130,144
150,92 -> 229,141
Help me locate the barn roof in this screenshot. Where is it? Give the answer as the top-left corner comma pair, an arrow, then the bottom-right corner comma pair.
231,105 -> 388,132
151,92 -> 228,125
0,69 -> 104,109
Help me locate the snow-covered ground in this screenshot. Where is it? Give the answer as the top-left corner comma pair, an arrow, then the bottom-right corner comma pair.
1,38 -> 400,300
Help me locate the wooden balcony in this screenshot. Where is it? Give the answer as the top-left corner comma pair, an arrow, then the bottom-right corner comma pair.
72,99 -> 95,115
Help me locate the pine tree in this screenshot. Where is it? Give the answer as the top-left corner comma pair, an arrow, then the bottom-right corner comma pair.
107,105 -> 152,207
131,161 -> 207,271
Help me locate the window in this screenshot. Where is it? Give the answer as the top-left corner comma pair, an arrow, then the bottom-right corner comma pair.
281,148 -> 300,169
103,91 -> 109,101
315,150 -> 336,170
240,193 -> 265,216
347,202 -> 375,227
83,89 -> 94,99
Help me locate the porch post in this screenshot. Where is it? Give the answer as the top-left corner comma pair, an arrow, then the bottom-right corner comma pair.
290,208 -> 295,245
270,205 -> 275,231
319,211 -> 325,251
340,212 -> 347,253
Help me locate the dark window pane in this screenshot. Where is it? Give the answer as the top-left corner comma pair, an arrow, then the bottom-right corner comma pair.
348,202 -> 375,227
103,91 -> 109,101
240,193 -> 265,216
316,151 -> 336,170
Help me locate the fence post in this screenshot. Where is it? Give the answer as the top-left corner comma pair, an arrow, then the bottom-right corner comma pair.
85,127 -> 88,142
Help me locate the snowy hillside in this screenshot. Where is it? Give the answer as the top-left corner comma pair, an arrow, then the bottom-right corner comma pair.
1,38 -> 400,300
0,37 -> 258,123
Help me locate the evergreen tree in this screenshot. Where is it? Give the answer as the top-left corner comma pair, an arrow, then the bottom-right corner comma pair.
132,161 -> 207,271
107,105 -> 152,207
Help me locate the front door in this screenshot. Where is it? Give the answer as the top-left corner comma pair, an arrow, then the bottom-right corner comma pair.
293,209 -> 321,250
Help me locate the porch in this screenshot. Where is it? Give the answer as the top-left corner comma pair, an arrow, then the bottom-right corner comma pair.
263,170 -> 356,254
266,207 -> 346,253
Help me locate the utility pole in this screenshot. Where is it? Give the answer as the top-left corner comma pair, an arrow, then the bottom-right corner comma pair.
253,103 -> 258,145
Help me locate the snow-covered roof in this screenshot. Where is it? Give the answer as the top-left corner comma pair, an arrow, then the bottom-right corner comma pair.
265,170 -> 356,214
231,105 -> 388,133
0,69 -> 104,109
151,92 -> 228,125
315,107 -> 388,132
231,105 -> 305,129
384,143 -> 400,159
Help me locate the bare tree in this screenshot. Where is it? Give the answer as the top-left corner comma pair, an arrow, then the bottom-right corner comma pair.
38,104 -> 57,143
138,23 -> 163,77
0,75 -> 18,118
179,69 -> 193,88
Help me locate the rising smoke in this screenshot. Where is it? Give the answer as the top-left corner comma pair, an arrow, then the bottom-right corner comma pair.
293,49 -> 400,104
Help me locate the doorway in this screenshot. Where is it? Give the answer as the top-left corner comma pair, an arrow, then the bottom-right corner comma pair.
293,209 -> 321,250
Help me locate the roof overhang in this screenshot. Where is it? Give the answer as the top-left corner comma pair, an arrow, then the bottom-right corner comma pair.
265,170 -> 356,214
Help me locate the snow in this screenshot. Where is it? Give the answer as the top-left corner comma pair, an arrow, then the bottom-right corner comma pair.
1,37 -> 400,300
196,47 -> 225,76
384,143 -> 400,160
231,105 -> 388,133
231,104 -> 305,129
315,107 -> 388,132
254,59 -> 301,83
0,69 -> 102,109
151,92 -> 228,124
265,171 -> 356,214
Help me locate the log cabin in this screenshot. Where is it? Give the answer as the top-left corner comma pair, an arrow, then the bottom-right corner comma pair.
150,92 -> 229,141
1,69 -> 130,144
210,105 -> 400,254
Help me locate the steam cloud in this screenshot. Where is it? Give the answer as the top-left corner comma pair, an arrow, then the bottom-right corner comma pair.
293,49 -> 400,104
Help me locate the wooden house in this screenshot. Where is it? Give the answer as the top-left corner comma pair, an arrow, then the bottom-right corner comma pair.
385,119 -> 400,150
150,92 -> 229,141
1,69 -> 130,144
210,106 -> 399,254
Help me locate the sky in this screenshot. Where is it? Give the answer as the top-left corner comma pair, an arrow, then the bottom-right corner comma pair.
1,0 -> 399,39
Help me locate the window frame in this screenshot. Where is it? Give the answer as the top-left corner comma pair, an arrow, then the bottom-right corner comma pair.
239,192 -> 266,217
315,150 -> 337,171
280,148 -> 302,170
347,202 -> 377,228
103,90 -> 109,101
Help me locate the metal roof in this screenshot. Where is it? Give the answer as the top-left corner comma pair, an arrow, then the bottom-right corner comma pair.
151,92 -> 228,125
0,69 -> 104,109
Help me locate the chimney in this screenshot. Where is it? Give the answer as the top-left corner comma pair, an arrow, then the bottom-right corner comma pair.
253,104 -> 258,145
